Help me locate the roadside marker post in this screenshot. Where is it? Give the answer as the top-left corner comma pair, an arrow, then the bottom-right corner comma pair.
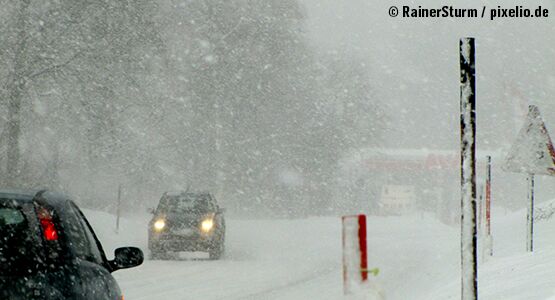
116,184 -> 122,234
342,214 -> 376,295
485,155 -> 493,256
460,37 -> 478,300
527,174 -> 535,252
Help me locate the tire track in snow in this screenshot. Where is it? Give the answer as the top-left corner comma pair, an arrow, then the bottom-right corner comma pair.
228,264 -> 338,300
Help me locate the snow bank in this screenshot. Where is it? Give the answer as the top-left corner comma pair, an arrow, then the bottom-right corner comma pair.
423,203 -> 555,300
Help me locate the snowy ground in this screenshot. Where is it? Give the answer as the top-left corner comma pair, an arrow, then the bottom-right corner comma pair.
83,204 -> 555,300
426,202 -> 555,300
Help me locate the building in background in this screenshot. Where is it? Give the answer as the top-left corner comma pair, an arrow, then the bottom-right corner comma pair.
336,148 -> 520,223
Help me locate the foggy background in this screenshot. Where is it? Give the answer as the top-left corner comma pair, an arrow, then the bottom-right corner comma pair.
1,0 -> 555,218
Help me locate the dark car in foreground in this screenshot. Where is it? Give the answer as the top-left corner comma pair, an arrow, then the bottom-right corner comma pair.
148,191 -> 225,260
0,189 -> 143,300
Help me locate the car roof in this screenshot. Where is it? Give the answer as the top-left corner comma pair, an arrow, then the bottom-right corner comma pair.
164,191 -> 211,197
0,189 -> 70,206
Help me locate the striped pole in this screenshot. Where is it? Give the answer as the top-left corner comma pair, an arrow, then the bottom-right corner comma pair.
460,37 -> 478,300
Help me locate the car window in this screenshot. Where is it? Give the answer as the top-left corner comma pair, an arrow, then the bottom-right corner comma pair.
0,208 -> 25,224
157,194 -> 213,213
0,202 -> 43,276
208,195 -> 217,210
73,206 -> 104,264
63,203 -> 103,265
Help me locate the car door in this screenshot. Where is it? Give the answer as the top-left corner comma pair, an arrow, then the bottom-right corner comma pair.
63,203 -> 120,300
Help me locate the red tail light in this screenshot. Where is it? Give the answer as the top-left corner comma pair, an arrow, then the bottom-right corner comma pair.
37,207 -> 59,241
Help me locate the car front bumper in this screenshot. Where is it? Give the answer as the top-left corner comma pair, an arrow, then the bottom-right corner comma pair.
148,230 -> 220,252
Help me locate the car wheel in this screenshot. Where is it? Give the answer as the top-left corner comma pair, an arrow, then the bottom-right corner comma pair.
209,241 -> 225,260
149,249 -> 167,260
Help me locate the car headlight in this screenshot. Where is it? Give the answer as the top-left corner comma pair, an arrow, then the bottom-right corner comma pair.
153,219 -> 165,231
201,218 -> 214,232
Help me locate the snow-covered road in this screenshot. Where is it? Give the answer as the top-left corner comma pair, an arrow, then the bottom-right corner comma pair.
84,210 -> 459,299
84,203 -> 555,299
113,218 -> 343,299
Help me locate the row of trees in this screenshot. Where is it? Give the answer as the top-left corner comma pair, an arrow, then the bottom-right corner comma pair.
0,0 -> 384,216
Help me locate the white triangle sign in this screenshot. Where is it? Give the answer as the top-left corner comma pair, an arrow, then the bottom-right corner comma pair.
504,105 -> 555,175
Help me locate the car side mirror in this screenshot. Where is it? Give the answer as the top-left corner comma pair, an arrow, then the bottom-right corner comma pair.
219,207 -> 226,213
147,207 -> 155,214
110,247 -> 143,272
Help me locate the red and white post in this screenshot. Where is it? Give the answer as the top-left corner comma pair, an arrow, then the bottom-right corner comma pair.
342,214 -> 368,295
485,155 -> 493,256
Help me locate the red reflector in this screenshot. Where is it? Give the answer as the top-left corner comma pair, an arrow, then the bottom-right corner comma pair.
37,207 -> 59,241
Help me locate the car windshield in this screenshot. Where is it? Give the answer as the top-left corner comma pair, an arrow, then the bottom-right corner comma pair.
157,194 -> 211,214
0,201 -> 43,276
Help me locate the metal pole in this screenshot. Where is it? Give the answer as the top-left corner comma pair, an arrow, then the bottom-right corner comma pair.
478,185 -> 483,235
116,184 -> 122,234
526,174 -> 534,252
460,37 -> 478,300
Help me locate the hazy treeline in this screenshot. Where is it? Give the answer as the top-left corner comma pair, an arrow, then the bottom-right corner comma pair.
0,0 -> 383,217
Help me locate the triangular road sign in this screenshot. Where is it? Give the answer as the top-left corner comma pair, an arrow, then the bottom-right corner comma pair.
504,105 -> 555,175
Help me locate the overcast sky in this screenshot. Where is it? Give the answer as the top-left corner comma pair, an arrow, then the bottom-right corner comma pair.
303,0 -> 555,151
